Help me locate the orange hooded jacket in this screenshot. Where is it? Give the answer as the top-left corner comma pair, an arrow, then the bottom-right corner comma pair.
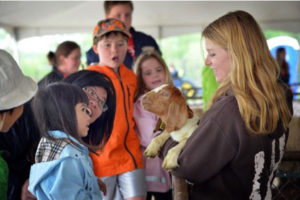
87,64 -> 143,177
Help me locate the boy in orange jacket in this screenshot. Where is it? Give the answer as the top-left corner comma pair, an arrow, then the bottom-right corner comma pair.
86,18 -> 146,200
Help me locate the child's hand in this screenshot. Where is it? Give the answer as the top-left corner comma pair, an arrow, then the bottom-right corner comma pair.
21,179 -> 37,200
97,178 -> 107,196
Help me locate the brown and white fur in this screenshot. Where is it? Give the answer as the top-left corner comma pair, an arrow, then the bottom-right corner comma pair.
142,84 -> 200,200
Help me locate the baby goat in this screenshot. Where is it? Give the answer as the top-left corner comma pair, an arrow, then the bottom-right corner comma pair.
142,84 -> 200,200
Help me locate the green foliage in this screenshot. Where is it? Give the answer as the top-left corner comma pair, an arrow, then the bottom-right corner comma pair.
264,29 -> 300,41
20,52 -> 51,82
0,28 -> 299,86
0,29 -> 15,55
17,33 -> 94,81
160,33 -> 203,86
0,28 -> 94,81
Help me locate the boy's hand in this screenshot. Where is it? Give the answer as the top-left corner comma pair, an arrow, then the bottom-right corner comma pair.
97,178 -> 107,196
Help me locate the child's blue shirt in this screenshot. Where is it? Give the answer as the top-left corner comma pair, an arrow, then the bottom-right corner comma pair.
28,130 -> 102,200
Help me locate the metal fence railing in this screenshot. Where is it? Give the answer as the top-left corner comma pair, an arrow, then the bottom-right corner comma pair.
272,151 -> 300,200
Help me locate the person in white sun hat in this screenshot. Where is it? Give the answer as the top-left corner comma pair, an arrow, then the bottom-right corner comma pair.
0,49 -> 37,200
0,49 -> 37,132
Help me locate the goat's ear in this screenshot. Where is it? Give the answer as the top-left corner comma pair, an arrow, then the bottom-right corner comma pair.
165,97 -> 188,132
187,106 -> 194,118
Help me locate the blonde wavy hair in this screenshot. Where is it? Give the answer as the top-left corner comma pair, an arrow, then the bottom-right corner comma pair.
203,10 -> 292,134
133,47 -> 173,101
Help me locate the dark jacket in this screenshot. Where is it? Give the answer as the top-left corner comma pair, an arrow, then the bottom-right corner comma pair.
86,27 -> 161,69
0,102 -> 40,200
38,68 -> 63,89
161,85 -> 293,200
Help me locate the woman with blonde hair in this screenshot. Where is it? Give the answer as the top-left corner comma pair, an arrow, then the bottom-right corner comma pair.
161,10 -> 293,199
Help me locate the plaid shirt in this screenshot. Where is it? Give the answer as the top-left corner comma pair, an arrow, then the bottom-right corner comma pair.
35,137 -> 71,163
29,130 -> 103,199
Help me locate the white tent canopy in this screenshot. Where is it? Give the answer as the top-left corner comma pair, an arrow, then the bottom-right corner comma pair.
0,1 -> 300,41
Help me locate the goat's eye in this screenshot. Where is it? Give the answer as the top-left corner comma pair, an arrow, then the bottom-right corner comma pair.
161,92 -> 168,97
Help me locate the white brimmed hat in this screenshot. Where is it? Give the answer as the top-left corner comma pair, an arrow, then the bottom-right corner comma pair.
0,50 -> 37,110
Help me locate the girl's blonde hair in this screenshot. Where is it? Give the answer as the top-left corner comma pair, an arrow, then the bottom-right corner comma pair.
134,48 -> 173,101
203,10 -> 292,134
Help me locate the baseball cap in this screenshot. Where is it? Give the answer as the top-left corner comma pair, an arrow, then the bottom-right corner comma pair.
93,18 -> 131,39
0,50 -> 38,110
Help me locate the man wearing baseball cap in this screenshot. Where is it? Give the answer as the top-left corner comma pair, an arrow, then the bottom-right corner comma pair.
0,49 -> 37,200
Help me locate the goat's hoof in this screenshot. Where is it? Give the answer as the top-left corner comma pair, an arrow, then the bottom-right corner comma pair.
162,153 -> 179,170
144,140 -> 162,158
144,147 -> 159,158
